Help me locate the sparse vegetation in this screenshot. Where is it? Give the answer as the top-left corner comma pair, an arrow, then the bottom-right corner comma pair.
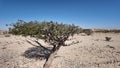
94,29 -> 120,33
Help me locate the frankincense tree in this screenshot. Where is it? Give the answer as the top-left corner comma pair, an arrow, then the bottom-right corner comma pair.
9,20 -> 82,68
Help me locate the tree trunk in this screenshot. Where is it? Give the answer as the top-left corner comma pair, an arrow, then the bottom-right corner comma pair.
43,45 -> 61,68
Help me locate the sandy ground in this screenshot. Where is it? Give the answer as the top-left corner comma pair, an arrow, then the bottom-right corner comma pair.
0,33 -> 120,68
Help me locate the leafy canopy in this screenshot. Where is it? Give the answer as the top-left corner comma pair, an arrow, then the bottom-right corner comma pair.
9,20 -> 82,45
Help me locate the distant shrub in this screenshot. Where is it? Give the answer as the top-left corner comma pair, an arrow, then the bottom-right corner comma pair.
112,30 -> 120,33
82,29 -> 93,35
105,37 -> 111,41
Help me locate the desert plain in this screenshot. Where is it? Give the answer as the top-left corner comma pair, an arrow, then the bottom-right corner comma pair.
0,33 -> 120,68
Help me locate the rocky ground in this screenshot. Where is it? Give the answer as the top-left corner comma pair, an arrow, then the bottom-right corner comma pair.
0,33 -> 120,68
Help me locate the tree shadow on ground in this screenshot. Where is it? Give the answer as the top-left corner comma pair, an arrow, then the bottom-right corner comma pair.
23,46 -> 52,60
23,40 -> 52,60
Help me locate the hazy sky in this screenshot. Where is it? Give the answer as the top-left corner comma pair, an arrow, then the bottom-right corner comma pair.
0,0 -> 120,29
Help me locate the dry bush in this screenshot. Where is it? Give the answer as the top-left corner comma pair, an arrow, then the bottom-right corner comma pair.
82,29 -> 93,35
105,37 -> 111,41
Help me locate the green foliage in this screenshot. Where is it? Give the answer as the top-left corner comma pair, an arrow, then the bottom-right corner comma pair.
9,20 -> 82,45
9,20 -> 40,36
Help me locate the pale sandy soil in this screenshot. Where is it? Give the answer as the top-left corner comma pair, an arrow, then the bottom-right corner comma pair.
0,33 -> 120,68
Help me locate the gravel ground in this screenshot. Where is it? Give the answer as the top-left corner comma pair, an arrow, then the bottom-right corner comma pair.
0,33 -> 120,68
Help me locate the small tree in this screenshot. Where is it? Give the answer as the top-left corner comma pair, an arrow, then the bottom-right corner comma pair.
9,20 -> 81,68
